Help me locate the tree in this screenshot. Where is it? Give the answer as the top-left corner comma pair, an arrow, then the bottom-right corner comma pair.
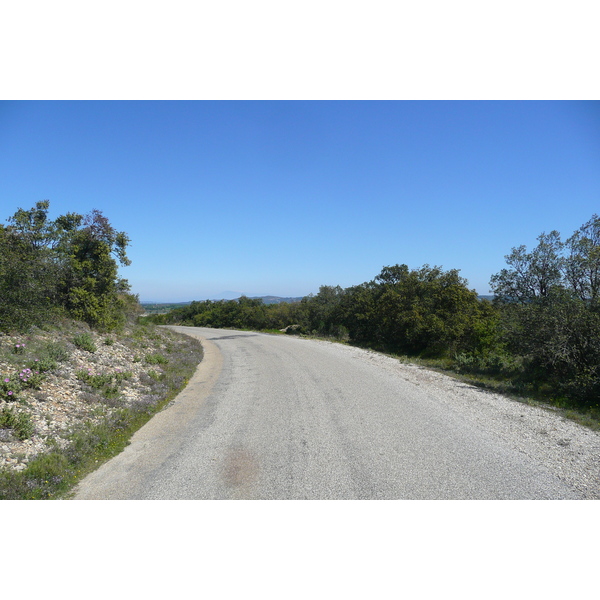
565,214 -> 600,305
7,199 -> 54,250
490,231 -> 564,304
0,223 -> 60,331
338,264 -> 495,356
59,210 -> 132,329
1,201 -> 134,332
303,285 -> 346,335
490,215 -> 600,406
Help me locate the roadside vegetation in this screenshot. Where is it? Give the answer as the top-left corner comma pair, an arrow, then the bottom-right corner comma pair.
147,214 -> 600,429
3,200 -> 599,497
0,202 -> 203,499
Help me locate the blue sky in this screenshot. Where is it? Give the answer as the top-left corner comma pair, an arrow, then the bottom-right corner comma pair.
1,101 -> 599,301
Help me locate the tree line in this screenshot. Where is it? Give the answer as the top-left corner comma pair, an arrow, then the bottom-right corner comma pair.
149,214 -> 600,410
3,201 -> 597,409
0,201 -> 139,332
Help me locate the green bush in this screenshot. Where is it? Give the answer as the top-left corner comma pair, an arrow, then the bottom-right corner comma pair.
39,341 -> 70,364
145,353 -> 168,365
73,332 -> 97,353
1,365 -> 47,400
76,369 -> 132,400
147,370 -> 164,382
1,374 -> 21,401
0,407 -> 34,440
26,357 -> 57,373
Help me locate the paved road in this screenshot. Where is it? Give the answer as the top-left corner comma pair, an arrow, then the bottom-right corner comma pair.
73,326 -> 583,499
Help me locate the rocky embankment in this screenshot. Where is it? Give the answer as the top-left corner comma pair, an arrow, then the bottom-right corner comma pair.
0,320 -> 202,473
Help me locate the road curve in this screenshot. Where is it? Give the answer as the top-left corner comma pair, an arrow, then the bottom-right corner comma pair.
73,326 -> 593,499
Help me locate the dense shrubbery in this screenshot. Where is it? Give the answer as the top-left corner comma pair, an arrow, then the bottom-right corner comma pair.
0,201 -> 141,332
148,214 -> 600,411
488,215 -> 600,407
149,266 -> 498,358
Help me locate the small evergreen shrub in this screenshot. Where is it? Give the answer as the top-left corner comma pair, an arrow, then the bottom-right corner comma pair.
0,407 -> 34,440
145,353 -> 168,365
73,333 -> 97,353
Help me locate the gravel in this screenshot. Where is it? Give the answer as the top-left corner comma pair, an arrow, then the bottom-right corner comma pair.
349,345 -> 600,499
0,325 -> 177,473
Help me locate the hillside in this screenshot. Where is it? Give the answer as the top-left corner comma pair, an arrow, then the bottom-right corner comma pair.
0,318 -> 203,499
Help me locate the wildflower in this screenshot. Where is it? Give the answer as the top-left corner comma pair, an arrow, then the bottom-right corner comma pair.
7,391 -> 13,396
4,378 -> 9,383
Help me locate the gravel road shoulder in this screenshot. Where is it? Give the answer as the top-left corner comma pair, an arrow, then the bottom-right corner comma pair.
338,342 -> 600,498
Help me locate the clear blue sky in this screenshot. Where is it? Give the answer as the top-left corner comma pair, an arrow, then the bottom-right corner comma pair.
1,101 -> 599,301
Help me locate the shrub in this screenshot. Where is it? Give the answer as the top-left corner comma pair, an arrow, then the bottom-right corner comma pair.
17,367 -> 45,390
73,332 -> 97,353
26,357 -> 57,373
1,366 -> 46,400
1,375 -> 21,400
76,369 -> 133,401
39,341 -> 70,364
0,407 -> 34,440
145,353 -> 168,365
147,370 -> 164,382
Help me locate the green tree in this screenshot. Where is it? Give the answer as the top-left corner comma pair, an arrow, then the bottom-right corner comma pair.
337,265 -> 494,357
0,223 -> 60,331
2,201 -> 134,332
490,231 -> 564,304
565,214 -> 600,304
490,214 -> 600,407
303,285 -> 345,335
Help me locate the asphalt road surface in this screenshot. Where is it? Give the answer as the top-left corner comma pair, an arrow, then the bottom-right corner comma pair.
73,326 -> 588,499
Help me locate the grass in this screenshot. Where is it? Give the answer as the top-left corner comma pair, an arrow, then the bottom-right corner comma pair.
0,320 -> 203,499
